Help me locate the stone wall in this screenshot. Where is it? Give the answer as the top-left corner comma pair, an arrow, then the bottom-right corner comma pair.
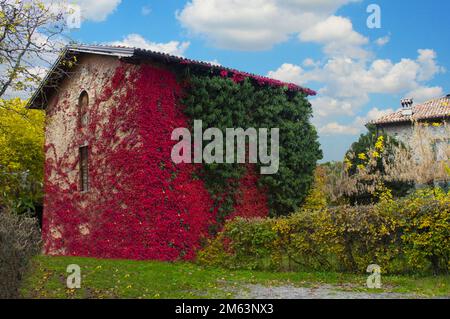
380,121 -> 449,162
42,54 -> 268,260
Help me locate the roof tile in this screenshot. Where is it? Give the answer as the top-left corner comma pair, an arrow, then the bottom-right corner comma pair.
371,96 -> 450,125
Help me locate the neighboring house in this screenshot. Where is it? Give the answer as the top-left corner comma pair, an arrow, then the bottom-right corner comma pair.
27,45 -> 315,261
371,95 -> 450,162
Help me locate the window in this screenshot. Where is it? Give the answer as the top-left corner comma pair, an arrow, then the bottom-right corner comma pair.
78,91 -> 89,127
79,146 -> 89,192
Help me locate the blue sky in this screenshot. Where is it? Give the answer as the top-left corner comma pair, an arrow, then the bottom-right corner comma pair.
67,0 -> 450,162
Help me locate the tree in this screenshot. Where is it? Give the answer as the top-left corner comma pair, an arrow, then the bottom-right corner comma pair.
0,98 -> 44,214
315,161 -> 352,207
345,125 -> 389,176
317,126 -> 413,206
343,125 -> 413,204
0,0 -> 67,99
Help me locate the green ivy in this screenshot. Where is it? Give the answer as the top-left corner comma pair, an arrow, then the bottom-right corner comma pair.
181,75 -> 322,218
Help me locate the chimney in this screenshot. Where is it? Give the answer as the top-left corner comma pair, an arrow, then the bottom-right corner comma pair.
401,98 -> 413,116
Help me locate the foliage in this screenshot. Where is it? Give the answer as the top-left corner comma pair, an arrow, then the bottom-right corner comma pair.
344,125 -> 413,204
303,165 -> 338,209
198,210 -> 336,272
198,188 -> 450,275
0,210 -> 42,299
345,125 -> 386,176
181,74 -> 322,218
0,98 -> 44,214
393,188 -> 450,274
43,63 -> 216,261
43,60 -> 284,261
335,123 -> 450,206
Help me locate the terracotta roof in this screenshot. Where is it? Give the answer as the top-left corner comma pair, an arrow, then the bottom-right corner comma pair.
27,44 -> 316,109
370,95 -> 450,126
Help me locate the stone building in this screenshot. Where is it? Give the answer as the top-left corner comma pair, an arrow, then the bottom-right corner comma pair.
371,95 -> 450,162
27,44 -> 316,260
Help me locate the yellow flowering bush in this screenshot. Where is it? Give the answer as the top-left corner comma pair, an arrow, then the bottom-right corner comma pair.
198,188 -> 449,275
374,135 -> 385,152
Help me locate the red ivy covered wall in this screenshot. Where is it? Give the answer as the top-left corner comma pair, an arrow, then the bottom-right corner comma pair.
43,55 -> 268,261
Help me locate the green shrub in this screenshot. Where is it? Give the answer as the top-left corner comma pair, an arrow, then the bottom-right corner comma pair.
327,204 -> 401,273
391,189 -> 449,274
198,188 -> 449,275
0,211 -> 41,298
344,125 -> 413,204
0,98 -> 45,216
198,218 -> 278,270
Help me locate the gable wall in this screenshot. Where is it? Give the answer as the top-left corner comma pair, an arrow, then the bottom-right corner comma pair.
379,121 -> 449,162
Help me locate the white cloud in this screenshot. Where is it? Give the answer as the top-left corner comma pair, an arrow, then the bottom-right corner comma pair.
184,1 -> 445,157
312,96 -> 361,117
416,49 -> 446,81
109,34 -> 190,56
41,0 -> 121,23
77,0 -> 121,22
319,122 -> 360,135
269,49 -> 444,138
302,58 -> 320,68
141,5 -> 152,16
352,107 -> 396,128
177,0 -> 360,51
375,35 -> 390,46
299,16 -> 369,59
269,49 -> 445,120
319,107 -> 395,136
406,86 -> 444,103
365,107 -> 395,122
267,63 -> 309,86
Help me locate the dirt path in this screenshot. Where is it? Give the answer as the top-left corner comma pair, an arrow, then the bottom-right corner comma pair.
235,284 -> 422,299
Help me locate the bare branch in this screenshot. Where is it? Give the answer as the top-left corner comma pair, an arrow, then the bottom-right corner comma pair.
0,0 -> 69,100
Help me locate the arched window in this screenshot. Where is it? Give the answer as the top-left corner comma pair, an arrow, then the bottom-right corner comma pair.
78,91 -> 89,127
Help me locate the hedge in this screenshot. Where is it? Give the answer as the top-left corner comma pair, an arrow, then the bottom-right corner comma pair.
197,188 -> 449,275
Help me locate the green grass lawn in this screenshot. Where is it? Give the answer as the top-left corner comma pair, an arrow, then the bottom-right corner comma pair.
21,256 -> 450,299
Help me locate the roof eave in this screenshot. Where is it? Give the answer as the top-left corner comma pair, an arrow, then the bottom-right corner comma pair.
27,44 -> 317,109
27,46 -> 135,109
26,47 -> 69,110
370,115 -> 449,127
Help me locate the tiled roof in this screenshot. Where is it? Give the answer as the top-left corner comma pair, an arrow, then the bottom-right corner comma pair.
370,95 -> 450,126
28,44 -> 316,109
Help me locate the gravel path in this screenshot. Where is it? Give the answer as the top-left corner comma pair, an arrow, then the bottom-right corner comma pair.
235,284 -> 421,299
